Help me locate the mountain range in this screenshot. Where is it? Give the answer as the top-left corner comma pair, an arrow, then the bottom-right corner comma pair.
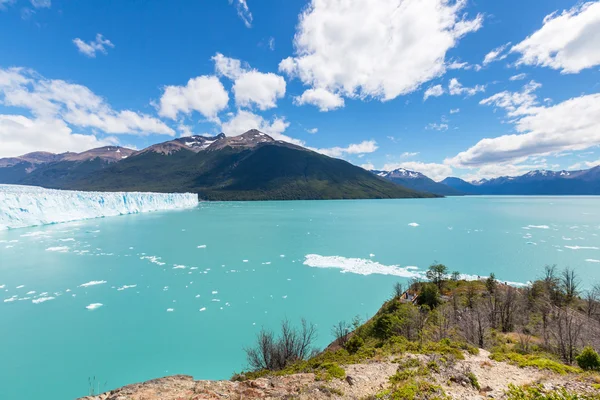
371,168 -> 464,196
0,130 -> 434,201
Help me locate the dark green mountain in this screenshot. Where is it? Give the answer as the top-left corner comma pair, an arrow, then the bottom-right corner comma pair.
1,130 -> 437,200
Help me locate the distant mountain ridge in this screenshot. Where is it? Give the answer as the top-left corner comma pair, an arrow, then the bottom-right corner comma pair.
441,167 -> 600,195
0,130 -> 436,201
372,168 -> 464,196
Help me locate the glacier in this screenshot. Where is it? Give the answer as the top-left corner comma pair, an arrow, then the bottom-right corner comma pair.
0,184 -> 198,230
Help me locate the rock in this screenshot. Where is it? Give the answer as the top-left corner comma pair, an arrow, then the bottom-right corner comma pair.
345,376 -> 355,386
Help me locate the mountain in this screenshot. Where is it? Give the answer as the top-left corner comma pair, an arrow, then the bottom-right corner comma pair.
373,168 -> 463,196
441,168 -> 600,195
0,130 -> 436,201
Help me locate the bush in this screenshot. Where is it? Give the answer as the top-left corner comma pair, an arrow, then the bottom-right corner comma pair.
417,283 -> 441,309
344,334 -> 364,354
576,346 -> 600,371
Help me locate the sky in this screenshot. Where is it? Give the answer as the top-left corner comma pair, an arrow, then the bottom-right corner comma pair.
1,0 -> 599,181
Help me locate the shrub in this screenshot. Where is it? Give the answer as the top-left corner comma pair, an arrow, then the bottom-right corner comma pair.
576,346 -> 600,371
417,283 -> 441,309
344,334 -> 364,354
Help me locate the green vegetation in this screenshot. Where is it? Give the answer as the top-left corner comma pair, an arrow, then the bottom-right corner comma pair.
490,351 -> 581,374
505,384 -> 600,400
577,347 -> 600,371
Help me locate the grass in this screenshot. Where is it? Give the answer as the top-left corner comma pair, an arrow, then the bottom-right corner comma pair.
490,351 -> 581,375
505,384 -> 600,400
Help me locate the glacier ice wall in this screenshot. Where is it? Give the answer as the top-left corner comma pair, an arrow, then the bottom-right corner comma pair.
0,184 -> 198,230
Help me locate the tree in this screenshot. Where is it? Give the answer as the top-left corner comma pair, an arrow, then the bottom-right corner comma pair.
426,263 -> 448,290
561,267 -> 579,303
451,271 -> 461,281
331,320 -> 351,346
576,346 -> 600,371
551,308 -> 582,365
417,283 -> 441,309
245,318 -> 317,371
583,285 -> 600,320
393,282 -> 404,299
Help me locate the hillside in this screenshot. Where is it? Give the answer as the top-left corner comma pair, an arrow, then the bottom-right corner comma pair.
373,168 -> 464,196
1,131 -> 436,201
80,266 -> 600,399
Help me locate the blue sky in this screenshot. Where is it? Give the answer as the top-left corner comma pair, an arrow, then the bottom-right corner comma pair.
1,0 -> 599,181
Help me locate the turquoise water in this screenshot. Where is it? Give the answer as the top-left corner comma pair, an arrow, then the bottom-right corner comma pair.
1,197 -> 600,400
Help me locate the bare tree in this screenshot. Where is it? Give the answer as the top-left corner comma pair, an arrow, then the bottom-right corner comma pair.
561,267 -> 579,303
393,282 -> 404,299
332,320 -> 351,346
461,301 -> 488,348
550,308 -> 583,364
245,318 -> 317,372
583,285 -> 600,320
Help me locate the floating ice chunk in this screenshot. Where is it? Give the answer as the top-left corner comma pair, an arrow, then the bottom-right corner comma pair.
79,280 -> 107,288
369,254 -> 375,257
526,242 -> 537,245
0,284 -> 4,289
303,254 -> 421,278
59,238 -> 75,242
32,296 -> 55,304
173,265 -> 186,269
211,291 -> 218,294
166,308 -> 174,312
4,296 -> 17,303
280,255 -> 285,258
243,260 -> 248,263
195,294 -> 201,298
26,291 -> 36,295
140,255 -> 166,266
282,295 -> 288,299
86,303 -> 103,310
585,259 -> 600,263
46,246 -> 69,252
212,299 -> 220,302
565,246 -> 599,250
0,184 -> 198,230
197,245 -> 207,249
199,307 -> 206,312
262,262 -> 271,265
408,222 -> 419,227
20,231 -> 49,237
524,225 -> 549,229
16,285 -> 24,289
117,284 -> 137,291
190,267 -> 198,270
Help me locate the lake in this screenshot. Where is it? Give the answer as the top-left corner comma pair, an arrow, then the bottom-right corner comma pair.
1,196 -> 599,399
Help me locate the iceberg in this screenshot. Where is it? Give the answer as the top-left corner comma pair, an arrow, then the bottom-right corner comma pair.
0,184 -> 198,230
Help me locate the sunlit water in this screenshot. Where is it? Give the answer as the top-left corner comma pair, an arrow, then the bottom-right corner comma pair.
1,197 -> 600,399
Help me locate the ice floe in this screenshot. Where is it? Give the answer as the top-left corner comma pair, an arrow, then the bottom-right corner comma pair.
45,246 -> 69,252
408,222 -> 419,227
117,285 -> 137,291
585,259 -> 600,263
32,296 -> 55,304
303,254 -> 420,278
197,245 -> 207,248
565,246 -> 599,250
79,280 -> 107,288
85,303 -> 103,310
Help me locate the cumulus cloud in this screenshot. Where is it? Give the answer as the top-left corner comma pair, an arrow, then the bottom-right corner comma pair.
294,88 -> 344,111
0,115 -> 116,158
446,81 -> 600,169
212,53 -> 286,110
568,159 -> 600,170
482,42 -> 511,65
0,67 -> 174,137
382,161 -> 453,181
73,34 -> 114,58
423,85 -> 444,101
511,2 -> 600,73
314,140 -> 378,158
280,0 -> 482,106
158,76 -> 229,121
448,78 -> 485,97
30,0 -> 50,7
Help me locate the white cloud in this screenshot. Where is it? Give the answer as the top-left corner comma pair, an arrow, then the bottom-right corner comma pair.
0,115 -> 117,158
482,42 -> 511,65
0,67 -> 174,137
233,71 -> 285,110
360,163 -> 375,170
401,152 -> 419,158
315,140 -> 378,158
448,78 -> 485,97
30,0 -> 50,8
449,108 -> 460,114
447,82 -> 600,168
280,0 -> 482,103
568,159 -> 600,170
426,123 -> 448,131
382,161 -> 452,181
460,161 -> 552,181
212,53 -> 286,110
220,109 -> 301,145
73,34 -> 114,58
509,73 -> 527,81
306,127 -> 318,134
158,75 -> 229,122
229,0 -> 252,28
423,84 -> 444,101
511,2 -> 600,74
0,0 -> 15,9
294,88 -> 344,111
